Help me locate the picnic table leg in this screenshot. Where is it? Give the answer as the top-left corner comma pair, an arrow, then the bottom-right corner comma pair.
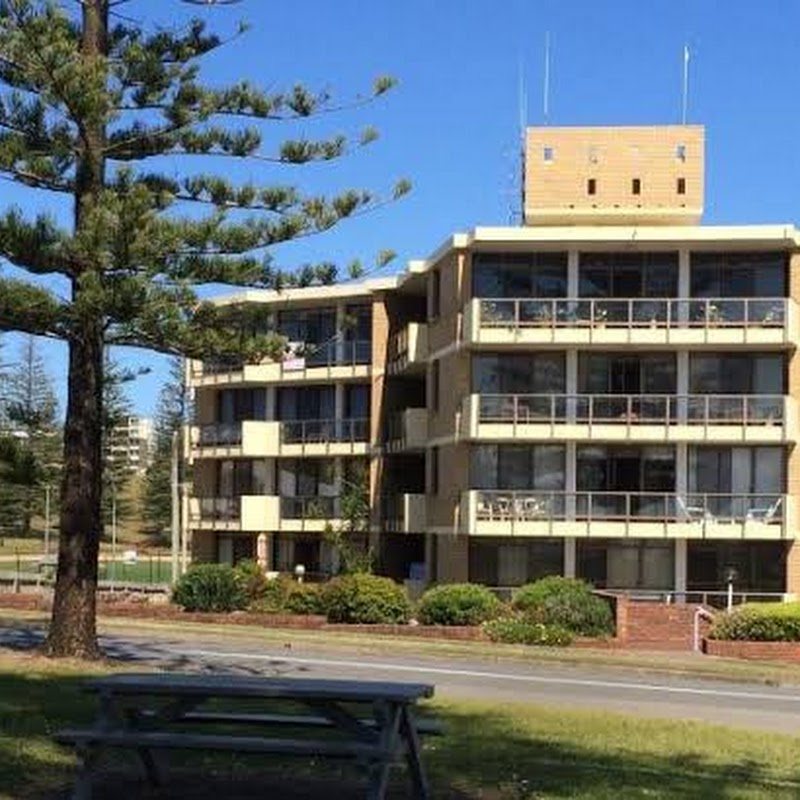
366,701 -> 402,800
400,706 -> 430,800
72,744 -> 99,800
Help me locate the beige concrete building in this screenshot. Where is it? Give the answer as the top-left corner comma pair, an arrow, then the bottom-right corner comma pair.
187,124 -> 800,599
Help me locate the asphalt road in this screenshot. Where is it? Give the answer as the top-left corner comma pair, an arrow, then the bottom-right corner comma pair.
3,622 -> 800,735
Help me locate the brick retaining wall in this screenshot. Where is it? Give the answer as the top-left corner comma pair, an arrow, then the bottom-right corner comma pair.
703,639 -> 800,663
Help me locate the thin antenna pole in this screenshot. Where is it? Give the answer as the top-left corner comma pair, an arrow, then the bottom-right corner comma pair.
681,44 -> 690,125
518,55 -> 527,223
543,32 -> 551,124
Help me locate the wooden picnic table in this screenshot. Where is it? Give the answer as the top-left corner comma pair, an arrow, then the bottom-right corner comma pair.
54,672 -> 437,800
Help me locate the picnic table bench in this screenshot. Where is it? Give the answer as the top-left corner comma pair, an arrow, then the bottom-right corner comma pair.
54,672 -> 439,800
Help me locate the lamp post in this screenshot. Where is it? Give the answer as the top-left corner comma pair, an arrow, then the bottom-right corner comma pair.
724,565 -> 739,612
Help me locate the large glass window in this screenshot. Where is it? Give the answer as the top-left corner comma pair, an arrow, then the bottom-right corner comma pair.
471,445 -> 566,490
278,458 -> 337,497
278,307 -> 337,345
472,252 -> 567,298
690,252 -> 787,298
579,252 -> 678,298
277,386 -> 335,421
345,385 -> 370,419
216,389 -> 266,423
578,353 -> 676,394
688,447 -> 784,495
689,353 -> 784,394
469,539 -> 564,587
217,460 -> 270,496
577,446 -> 675,493
687,541 -> 785,594
473,353 -> 566,394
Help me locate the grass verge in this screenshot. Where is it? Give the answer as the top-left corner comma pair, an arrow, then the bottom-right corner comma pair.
2,649 -> 800,799
5,607 -> 800,688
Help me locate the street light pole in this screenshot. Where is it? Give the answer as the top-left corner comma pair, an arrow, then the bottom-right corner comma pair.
171,430 -> 180,583
44,484 -> 50,556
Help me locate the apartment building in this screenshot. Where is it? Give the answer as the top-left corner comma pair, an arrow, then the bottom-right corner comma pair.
108,415 -> 155,475
187,123 -> 800,598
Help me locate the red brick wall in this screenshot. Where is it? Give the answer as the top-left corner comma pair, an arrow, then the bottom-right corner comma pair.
704,640 -> 800,663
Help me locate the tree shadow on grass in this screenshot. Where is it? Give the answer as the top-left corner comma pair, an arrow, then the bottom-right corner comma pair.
2,661 -> 800,799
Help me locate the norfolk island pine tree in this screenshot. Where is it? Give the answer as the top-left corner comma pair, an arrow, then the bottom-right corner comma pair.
0,0 -> 409,657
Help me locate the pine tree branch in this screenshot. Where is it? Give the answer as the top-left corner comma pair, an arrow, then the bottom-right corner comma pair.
0,277 -> 68,338
0,208 -> 75,276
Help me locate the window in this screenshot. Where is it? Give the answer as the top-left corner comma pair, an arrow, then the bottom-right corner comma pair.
677,177 -> 686,195
676,144 -> 687,161
543,146 -> 554,162
471,445 -> 566,491
431,360 -> 440,413
587,178 -> 597,196
473,353 -> 566,394
689,354 -> 784,394
632,178 -> 641,195
579,252 -> 679,299
429,269 -> 441,320
472,252 -> 567,298
217,389 -> 266,423
429,447 -> 439,494
578,353 -> 677,394
690,252 -> 787,298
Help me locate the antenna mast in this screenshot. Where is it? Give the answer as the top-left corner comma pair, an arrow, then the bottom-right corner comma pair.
543,32 -> 551,124
518,55 -> 527,223
681,44 -> 690,125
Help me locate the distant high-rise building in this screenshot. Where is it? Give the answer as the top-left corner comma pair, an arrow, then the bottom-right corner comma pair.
108,416 -> 155,475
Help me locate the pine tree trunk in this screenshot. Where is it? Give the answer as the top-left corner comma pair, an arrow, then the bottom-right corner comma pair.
45,0 -> 108,659
46,333 -> 104,659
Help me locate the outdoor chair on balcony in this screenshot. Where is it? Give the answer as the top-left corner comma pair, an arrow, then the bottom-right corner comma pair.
677,496 -> 714,522
492,496 -> 513,520
745,497 -> 782,523
522,497 -> 547,520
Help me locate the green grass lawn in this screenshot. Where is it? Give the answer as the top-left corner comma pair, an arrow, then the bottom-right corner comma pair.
2,650 -> 800,799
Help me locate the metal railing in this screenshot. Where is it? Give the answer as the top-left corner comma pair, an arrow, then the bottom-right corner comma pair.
280,495 -> 340,520
474,490 -> 784,523
302,339 -> 371,367
196,497 -> 241,521
477,297 -> 787,329
197,422 -> 243,447
477,393 -> 785,426
280,417 -> 369,445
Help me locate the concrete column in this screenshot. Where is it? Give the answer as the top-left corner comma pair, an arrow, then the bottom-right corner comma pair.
335,303 -> 346,363
786,541 -> 800,598
266,387 -> 276,421
675,442 -> 688,502
565,442 -> 577,520
564,538 -> 577,578
567,249 -> 580,298
566,350 -> 578,424
674,538 -> 687,598
677,248 -> 691,325
436,534 -> 469,583
334,383 -> 345,421
676,351 -> 689,424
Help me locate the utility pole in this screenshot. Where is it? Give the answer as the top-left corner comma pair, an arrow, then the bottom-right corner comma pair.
44,484 -> 51,556
171,430 -> 180,583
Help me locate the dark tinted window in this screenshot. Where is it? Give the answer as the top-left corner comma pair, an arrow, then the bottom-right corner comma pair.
690,252 -> 787,298
472,252 -> 567,298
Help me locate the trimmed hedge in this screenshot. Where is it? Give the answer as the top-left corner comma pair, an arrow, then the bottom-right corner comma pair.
483,615 -> 573,646
322,574 -> 412,624
709,603 -> 800,642
172,564 -> 246,612
285,583 -> 325,616
417,583 -> 502,626
512,577 -> 614,637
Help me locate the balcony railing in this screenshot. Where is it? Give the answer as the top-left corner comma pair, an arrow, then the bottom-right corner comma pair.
477,394 -> 785,426
302,339 -> 371,367
280,495 -> 340,520
196,497 -> 241,521
280,418 -> 369,445
477,297 -> 787,329
474,490 -> 784,523
197,422 -> 243,447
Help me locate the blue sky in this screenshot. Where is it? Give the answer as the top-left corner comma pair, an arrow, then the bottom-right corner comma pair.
2,0 -> 799,417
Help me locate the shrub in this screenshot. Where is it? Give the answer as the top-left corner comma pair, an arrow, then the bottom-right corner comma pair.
249,575 -> 293,613
709,603 -> 800,642
285,583 -> 325,616
233,559 -> 268,604
483,615 -> 573,647
512,576 -> 614,637
172,564 -> 246,612
417,583 -> 502,626
322,574 -> 412,624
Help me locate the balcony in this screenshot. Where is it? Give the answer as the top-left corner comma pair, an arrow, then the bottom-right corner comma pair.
190,418 -> 370,459
460,490 -> 792,540
280,418 -> 370,456
384,409 -> 428,451
189,339 -> 372,387
387,322 -> 428,374
382,494 -> 427,533
460,393 -> 795,444
279,495 -> 343,532
189,495 -> 280,532
464,297 -> 797,348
